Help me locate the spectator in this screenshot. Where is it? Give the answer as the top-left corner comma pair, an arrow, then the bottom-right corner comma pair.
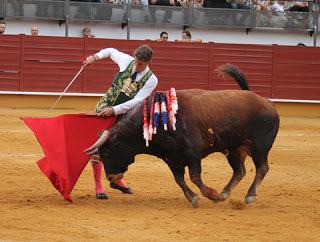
82,27 -> 95,38
179,0 -> 204,7
120,0 -> 151,27
149,0 -> 176,23
255,0 -> 271,11
181,30 -> 192,41
176,30 -> 202,42
203,0 -> 230,25
271,1 -> 285,16
203,0 -> 229,8
157,31 -> 169,41
193,0 -> 204,7
229,0 -> 253,9
0,21 -> 6,34
289,1 -> 309,12
270,1 -> 287,27
31,26 -> 39,36
228,0 -> 253,26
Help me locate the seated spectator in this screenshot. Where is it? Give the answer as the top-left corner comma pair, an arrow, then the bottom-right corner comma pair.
203,0 -> 229,8
176,30 -> 202,42
289,1 -> 309,12
229,0 -> 253,9
228,0 -> 253,26
0,21 -> 6,34
31,26 -> 39,36
271,1 -> 285,16
157,31 -> 169,41
193,0 -> 204,8
82,27 -> 95,38
203,0 -> 230,25
269,1 -> 287,27
255,0 -> 271,11
180,0 -> 204,7
149,0 -> 176,23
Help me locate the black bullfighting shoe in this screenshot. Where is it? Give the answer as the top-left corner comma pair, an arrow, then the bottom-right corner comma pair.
96,192 -> 108,199
110,182 -> 133,194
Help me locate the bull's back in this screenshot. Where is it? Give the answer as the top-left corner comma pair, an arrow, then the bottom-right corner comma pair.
177,89 -> 278,120
176,89 -> 279,149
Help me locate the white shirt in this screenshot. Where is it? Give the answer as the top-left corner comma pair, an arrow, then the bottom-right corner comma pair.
271,2 -> 285,14
95,48 -> 158,115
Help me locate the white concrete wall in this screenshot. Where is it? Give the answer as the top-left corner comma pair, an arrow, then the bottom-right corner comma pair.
3,19 -> 319,46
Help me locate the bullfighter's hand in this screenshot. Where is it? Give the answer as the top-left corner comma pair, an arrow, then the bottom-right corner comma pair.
83,55 -> 96,66
98,107 -> 114,117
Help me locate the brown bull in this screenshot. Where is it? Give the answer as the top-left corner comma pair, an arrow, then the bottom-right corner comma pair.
85,64 -> 280,207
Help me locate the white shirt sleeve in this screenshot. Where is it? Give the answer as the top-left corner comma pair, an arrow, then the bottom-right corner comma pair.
95,48 -> 134,72
112,74 -> 158,115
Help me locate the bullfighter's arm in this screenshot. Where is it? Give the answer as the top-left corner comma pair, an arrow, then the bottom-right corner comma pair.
112,75 -> 158,115
84,48 -> 134,71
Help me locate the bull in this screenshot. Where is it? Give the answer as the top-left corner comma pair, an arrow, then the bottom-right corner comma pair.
85,64 -> 280,207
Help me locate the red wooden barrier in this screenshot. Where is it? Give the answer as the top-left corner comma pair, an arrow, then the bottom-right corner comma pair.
0,35 -> 20,91
0,34 -> 319,101
273,45 -> 320,100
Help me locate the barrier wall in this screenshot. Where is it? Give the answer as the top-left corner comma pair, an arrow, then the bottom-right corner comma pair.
1,34 -> 320,100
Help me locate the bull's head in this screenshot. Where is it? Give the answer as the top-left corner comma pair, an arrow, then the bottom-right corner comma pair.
84,129 -> 135,183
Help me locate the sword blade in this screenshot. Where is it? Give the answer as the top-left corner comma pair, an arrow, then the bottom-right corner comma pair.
49,66 -> 84,111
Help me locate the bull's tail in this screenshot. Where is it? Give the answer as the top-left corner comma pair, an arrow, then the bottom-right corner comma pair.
216,63 -> 250,90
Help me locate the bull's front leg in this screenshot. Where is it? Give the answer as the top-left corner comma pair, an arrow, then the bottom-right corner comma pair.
188,160 -> 220,202
167,163 -> 199,208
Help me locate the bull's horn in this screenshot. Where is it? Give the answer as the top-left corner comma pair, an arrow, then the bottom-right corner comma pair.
84,130 -> 109,153
86,147 -> 98,156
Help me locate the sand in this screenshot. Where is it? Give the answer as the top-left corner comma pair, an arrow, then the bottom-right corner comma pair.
0,107 -> 319,242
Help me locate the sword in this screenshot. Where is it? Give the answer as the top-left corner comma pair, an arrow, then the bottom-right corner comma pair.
49,65 -> 86,111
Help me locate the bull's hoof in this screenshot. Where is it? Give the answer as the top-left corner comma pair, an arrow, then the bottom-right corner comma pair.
110,182 -> 133,194
219,191 -> 230,201
96,192 -> 108,199
245,195 -> 256,204
191,195 -> 199,208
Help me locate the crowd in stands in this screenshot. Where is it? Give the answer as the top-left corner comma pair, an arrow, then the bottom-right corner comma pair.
0,21 -> 202,42
5,0 -> 312,14
69,0 -> 311,13
0,20 -> 307,46
0,0 -> 313,43
3,0 -> 312,29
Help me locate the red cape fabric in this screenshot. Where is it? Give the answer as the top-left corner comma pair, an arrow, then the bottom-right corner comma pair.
21,114 -> 116,202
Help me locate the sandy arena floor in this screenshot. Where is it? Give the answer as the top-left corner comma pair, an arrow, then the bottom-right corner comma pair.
0,107 -> 319,242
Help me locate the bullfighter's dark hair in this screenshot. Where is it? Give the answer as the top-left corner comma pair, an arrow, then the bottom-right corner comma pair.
216,63 -> 250,91
134,44 -> 153,63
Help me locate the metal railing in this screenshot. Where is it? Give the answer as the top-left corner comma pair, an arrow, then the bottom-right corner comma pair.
1,0 -> 319,45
